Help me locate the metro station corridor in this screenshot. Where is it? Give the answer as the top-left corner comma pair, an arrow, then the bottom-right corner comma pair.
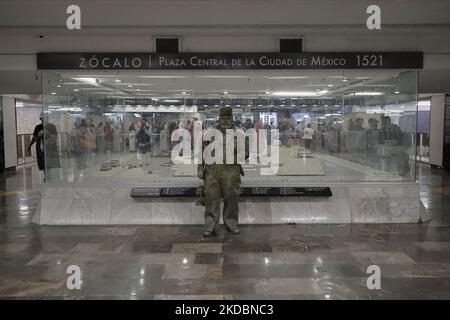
1,163 -> 450,299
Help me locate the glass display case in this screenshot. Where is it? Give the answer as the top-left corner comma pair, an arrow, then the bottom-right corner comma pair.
41,69 -> 418,186
35,68 -> 424,225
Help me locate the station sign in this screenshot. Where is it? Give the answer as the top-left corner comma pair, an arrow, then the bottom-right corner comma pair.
37,52 -> 423,70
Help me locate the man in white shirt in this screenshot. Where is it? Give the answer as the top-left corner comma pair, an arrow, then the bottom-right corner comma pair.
302,123 -> 314,149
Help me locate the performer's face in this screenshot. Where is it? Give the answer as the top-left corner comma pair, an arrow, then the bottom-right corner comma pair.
219,116 -> 233,129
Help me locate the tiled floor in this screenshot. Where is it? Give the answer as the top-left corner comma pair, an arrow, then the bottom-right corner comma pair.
1,164 -> 450,299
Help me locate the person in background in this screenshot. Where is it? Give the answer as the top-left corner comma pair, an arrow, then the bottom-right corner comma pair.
88,120 -> 97,159
28,112 -> 60,183
302,123 -> 315,150
348,118 -> 355,131
255,119 -> 264,153
187,117 -> 197,150
159,123 -> 169,152
128,123 -> 136,152
354,118 -> 365,131
380,116 -> 410,176
244,119 -> 252,130
96,122 -> 104,154
136,119 -> 152,154
103,121 -> 114,154
366,118 -> 381,167
74,119 -> 93,169
113,121 -> 122,153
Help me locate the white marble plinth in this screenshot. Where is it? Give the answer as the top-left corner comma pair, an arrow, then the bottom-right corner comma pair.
33,182 -> 424,225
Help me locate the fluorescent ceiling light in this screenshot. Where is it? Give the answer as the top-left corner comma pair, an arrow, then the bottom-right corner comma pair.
73,77 -> 99,86
353,92 -> 384,96
116,83 -> 151,87
360,84 -> 394,87
268,76 -> 309,79
272,90 -> 328,97
139,76 -> 187,78
200,76 -> 249,78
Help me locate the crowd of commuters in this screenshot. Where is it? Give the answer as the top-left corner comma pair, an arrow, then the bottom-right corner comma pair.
32,112 -> 411,179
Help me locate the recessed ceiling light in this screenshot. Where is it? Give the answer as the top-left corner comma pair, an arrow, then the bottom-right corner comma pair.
115,79 -> 121,83
51,92 -> 56,95
182,91 -> 187,95
224,91 -> 228,95
342,78 -> 349,82
56,84 -> 62,88
394,91 -> 400,94
74,89 -> 79,92
328,84 -> 334,87
265,91 -> 270,95
128,85 -> 133,88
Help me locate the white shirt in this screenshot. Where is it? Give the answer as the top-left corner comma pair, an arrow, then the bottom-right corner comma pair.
302,128 -> 314,140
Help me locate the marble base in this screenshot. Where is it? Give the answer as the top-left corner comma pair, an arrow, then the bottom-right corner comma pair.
33,182 -> 424,225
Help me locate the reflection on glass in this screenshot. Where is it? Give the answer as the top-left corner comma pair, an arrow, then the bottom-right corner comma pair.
42,70 -> 418,185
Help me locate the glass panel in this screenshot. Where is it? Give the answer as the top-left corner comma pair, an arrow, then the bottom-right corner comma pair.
42,69 -> 418,185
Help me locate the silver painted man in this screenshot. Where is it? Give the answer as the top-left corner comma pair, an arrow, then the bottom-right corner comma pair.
198,107 -> 247,237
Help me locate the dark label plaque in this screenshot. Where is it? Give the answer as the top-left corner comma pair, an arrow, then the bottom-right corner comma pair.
166,187 -> 198,197
131,186 -> 332,198
130,187 -> 161,198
